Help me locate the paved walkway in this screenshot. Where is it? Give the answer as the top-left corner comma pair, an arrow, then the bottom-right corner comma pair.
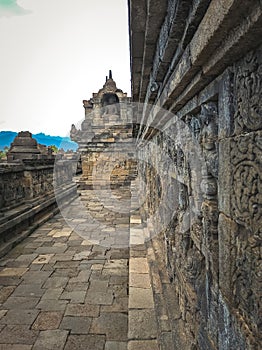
0,183 -> 159,350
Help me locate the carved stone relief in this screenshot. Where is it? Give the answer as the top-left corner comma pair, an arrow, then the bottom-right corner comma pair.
230,132 -> 262,233
234,47 -> 262,133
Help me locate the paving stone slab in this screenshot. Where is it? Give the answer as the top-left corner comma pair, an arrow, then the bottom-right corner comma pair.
35,246 -> 67,254
22,271 -> 52,285
69,270 -> 91,283
88,280 -> 109,292
0,310 -> 7,319
80,259 -> 106,266
128,309 -> 157,340
110,284 -> 128,298
108,250 -> 129,260
51,253 -> 75,262
90,312 -> 128,341
128,340 -> 159,350
102,269 -> 128,277
0,286 -> 15,303
129,258 -> 149,274
0,345 -> 33,350
12,283 -> 45,298
67,240 -> 84,247
0,276 -> 21,286
15,254 -> 38,266
0,325 -> 38,345
54,261 -> 79,269
65,303 -> 100,317
60,290 -> 86,303
0,259 -> 13,267
52,268 -> 78,278
65,282 -> 89,291
91,263 -> 104,271
0,309 -> 39,325
85,291 -> 114,305
32,311 -> 63,330
64,334 -> 105,350
101,297 -> 128,313
43,277 -> 68,289
0,267 -> 28,277
129,287 -> 154,309
73,251 -> 91,260
110,276 -> 128,284
36,299 -> 68,311
104,259 -> 128,269
32,329 -> 68,350
53,230 -> 72,238
32,254 -> 54,265
89,271 -> 109,280
105,341 -> 128,350
41,288 -> 63,300
3,296 -> 40,310
60,316 -> 92,334
129,273 -> 151,289
28,264 -> 43,271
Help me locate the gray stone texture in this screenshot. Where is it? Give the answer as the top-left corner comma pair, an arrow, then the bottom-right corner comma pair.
129,1 -> 262,348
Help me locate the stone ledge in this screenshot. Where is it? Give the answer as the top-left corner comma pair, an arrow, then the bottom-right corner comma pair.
0,183 -> 78,258
128,181 -> 159,348
135,0 -> 262,140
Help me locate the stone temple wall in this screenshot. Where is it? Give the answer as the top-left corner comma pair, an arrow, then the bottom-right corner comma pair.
0,132 -> 77,257
0,160 -> 74,210
129,0 -> 262,348
71,73 -> 137,190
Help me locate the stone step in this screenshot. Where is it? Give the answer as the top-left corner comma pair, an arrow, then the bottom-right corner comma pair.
128,181 -> 159,350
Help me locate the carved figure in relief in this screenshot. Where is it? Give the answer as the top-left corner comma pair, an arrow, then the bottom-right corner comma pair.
102,93 -> 120,116
103,103 -> 119,116
199,103 -> 218,203
70,124 -> 78,141
200,103 -> 218,151
186,115 -> 201,141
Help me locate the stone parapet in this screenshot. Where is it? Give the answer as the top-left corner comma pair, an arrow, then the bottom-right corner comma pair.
0,134 -> 78,257
129,1 -> 262,348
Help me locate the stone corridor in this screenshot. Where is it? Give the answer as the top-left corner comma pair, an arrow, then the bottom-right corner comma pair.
0,181 -> 167,350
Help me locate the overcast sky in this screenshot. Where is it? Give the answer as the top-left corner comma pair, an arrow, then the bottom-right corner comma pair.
0,0 -> 131,136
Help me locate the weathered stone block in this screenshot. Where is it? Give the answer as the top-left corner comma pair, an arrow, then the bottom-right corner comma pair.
218,138 -> 231,216
218,69 -> 235,139
218,213 -> 238,302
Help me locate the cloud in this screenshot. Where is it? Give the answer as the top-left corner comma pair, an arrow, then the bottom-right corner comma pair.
0,0 -> 31,17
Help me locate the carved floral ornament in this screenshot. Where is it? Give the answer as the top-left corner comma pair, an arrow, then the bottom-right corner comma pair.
231,133 -> 261,233
234,49 -> 262,132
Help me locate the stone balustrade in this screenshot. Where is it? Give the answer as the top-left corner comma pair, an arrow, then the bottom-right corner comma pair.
0,132 -> 78,257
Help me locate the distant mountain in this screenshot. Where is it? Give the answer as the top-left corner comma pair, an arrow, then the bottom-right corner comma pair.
0,131 -> 78,151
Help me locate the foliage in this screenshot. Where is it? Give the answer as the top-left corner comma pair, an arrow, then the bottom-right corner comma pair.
0,146 -> 9,159
50,145 -> 59,153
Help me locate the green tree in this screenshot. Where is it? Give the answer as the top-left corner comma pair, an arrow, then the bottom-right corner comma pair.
50,145 -> 59,153
0,146 -> 9,159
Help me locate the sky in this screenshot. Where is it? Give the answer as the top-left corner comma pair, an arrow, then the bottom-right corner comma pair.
0,0 -> 131,136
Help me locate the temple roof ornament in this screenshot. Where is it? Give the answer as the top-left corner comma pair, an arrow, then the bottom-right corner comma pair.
96,70 -> 124,96
70,71 -> 131,146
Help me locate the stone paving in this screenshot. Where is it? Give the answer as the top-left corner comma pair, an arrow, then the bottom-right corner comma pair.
0,183 -> 160,350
